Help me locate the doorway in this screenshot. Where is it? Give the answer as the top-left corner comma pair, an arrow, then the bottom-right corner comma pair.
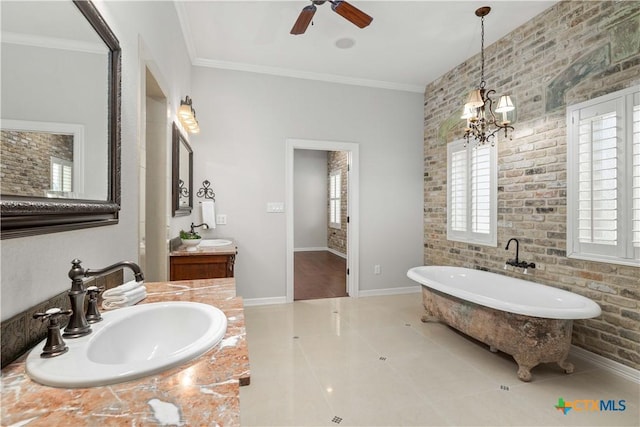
285,139 -> 360,303
293,149 -> 349,300
139,66 -> 168,281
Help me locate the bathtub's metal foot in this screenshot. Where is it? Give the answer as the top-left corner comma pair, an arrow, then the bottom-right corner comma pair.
516,365 -> 533,382
489,346 -> 498,353
421,314 -> 439,323
558,359 -> 574,374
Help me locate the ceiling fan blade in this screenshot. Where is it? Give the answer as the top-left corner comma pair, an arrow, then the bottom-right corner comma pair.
330,1 -> 372,28
290,4 -> 317,35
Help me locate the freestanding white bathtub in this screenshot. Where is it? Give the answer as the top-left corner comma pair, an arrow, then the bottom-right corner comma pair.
407,266 -> 602,381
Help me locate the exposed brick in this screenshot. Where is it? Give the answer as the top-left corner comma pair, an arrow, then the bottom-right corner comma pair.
424,0 -> 640,370
621,309 -> 640,321
617,349 -> 640,365
1,131 -> 73,196
620,288 -> 640,300
587,282 -> 616,295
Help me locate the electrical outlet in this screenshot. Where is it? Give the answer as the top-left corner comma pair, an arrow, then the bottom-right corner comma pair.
216,214 -> 227,225
374,265 -> 381,275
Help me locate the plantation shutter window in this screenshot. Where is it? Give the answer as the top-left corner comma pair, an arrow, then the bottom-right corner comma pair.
450,149 -> 467,232
50,157 -> 73,193
329,170 -> 341,229
567,87 -> 640,266
447,139 -> 497,246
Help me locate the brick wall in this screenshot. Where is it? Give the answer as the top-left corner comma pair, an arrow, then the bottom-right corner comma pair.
328,151 -> 349,255
424,1 -> 640,368
1,130 -> 73,197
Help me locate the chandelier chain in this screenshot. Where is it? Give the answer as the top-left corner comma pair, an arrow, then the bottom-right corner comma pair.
480,15 -> 485,88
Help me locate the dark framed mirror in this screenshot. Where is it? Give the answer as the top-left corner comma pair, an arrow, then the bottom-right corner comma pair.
0,0 -> 121,239
172,122 -> 193,217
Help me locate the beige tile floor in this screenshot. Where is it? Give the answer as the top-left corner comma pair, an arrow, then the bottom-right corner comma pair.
239,293 -> 639,426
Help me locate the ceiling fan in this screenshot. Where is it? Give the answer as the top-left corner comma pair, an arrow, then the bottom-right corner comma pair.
290,0 -> 373,35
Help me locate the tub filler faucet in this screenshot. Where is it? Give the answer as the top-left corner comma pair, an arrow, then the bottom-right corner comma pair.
504,238 -> 536,273
64,259 -> 144,338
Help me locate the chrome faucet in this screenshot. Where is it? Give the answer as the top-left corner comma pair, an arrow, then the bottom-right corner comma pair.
190,222 -> 209,234
64,259 -> 144,338
504,238 -> 536,272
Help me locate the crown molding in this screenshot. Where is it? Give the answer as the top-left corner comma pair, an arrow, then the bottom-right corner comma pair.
1,31 -> 105,55
192,57 -> 425,93
174,1 -> 197,63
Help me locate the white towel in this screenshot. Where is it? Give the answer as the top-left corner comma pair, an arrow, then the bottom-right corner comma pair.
102,279 -> 144,298
201,200 -> 217,229
102,286 -> 147,310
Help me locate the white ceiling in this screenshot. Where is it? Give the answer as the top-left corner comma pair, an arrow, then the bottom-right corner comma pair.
176,0 -> 558,93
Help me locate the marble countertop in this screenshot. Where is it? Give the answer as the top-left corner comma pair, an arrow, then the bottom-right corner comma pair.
170,239 -> 237,257
1,278 -> 250,426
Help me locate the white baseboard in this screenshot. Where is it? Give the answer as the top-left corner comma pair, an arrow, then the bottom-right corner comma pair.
243,296 -> 288,307
359,286 -> 421,297
326,248 -> 347,259
294,247 -> 327,252
294,246 -> 347,259
571,345 -> 640,384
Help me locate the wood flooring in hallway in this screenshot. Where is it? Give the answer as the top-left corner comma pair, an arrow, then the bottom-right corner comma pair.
294,250 -> 347,301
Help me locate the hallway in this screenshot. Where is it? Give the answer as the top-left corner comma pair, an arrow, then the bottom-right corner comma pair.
294,251 -> 347,300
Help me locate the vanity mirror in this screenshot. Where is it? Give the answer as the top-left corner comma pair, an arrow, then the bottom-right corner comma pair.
0,0 -> 121,239
172,123 -> 193,217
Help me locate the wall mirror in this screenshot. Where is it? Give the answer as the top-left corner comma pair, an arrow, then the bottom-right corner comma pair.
172,122 -> 193,217
0,0 -> 121,239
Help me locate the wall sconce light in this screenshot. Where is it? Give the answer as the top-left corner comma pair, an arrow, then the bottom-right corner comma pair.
178,96 -> 200,134
461,6 -> 515,147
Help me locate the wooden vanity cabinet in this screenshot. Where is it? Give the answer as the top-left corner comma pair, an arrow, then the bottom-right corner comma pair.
170,253 -> 236,280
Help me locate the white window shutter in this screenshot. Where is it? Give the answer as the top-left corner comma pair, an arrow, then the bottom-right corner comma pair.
447,139 -> 497,246
567,86 -> 640,265
450,149 -> 467,232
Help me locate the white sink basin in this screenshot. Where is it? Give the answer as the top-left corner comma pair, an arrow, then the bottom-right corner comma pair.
26,301 -> 227,388
199,239 -> 232,247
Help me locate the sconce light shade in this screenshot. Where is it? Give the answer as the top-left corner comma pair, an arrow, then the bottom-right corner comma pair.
178,103 -> 192,119
178,96 -> 200,134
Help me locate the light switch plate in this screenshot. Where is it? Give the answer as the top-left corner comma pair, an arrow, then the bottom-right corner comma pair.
267,202 -> 285,213
216,214 -> 227,225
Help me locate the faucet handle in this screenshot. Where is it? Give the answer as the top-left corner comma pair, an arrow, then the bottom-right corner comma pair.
85,286 -> 104,323
33,308 -> 73,358
33,307 -> 72,322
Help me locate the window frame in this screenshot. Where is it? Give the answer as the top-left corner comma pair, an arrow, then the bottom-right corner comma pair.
446,139 -> 498,247
566,86 -> 640,266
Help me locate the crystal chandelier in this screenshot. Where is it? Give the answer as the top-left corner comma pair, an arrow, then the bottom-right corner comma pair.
462,6 -> 515,147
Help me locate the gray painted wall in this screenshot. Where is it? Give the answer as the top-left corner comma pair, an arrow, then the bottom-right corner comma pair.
294,149 -> 328,250
190,67 -> 424,299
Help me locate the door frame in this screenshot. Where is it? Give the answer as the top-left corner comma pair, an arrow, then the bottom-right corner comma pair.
285,138 -> 360,303
138,39 -> 171,281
